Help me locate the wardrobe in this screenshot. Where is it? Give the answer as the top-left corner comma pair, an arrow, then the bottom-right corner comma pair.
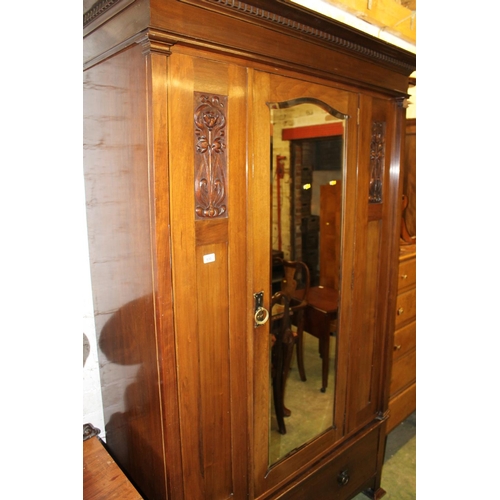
83,1 -> 416,499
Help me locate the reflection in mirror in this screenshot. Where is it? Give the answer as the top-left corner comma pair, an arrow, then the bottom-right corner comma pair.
267,99 -> 347,465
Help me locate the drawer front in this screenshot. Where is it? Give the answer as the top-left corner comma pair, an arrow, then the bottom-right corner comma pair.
393,321 -> 416,361
395,288 -> 416,329
278,428 -> 379,500
390,349 -> 416,396
398,257 -> 416,291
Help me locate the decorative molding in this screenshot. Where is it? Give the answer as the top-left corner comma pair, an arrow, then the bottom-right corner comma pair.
183,0 -> 415,73
140,30 -> 175,55
84,0 -> 123,27
194,93 -> 228,219
368,121 -> 386,204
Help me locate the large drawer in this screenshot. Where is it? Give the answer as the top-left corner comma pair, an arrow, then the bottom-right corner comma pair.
393,321 -> 416,361
390,349 -> 416,396
395,288 -> 416,329
278,428 -> 379,500
397,257 -> 416,292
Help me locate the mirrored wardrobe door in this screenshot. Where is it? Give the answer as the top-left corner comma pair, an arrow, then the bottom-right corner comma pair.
267,98 -> 346,463
249,69 -> 360,497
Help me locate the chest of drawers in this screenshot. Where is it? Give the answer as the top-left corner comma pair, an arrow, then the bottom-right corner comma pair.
387,245 -> 416,433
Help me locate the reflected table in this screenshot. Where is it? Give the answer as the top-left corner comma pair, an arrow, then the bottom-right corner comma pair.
301,286 -> 339,392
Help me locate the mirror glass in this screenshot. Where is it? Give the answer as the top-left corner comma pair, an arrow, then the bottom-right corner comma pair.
267,98 -> 347,464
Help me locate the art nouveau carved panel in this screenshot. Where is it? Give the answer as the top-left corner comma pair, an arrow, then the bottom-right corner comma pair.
194,93 -> 228,219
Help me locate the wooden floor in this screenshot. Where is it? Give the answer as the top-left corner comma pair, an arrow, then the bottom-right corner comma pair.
83,434 -> 143,500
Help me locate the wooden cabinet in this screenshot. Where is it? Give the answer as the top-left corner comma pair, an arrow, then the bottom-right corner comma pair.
83,1 -> 415,499
387,246 -> 416,433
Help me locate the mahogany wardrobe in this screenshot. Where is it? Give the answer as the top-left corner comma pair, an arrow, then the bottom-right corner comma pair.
83,1 -> 416,499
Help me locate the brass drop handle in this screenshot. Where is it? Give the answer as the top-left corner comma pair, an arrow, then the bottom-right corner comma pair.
254,306 -> 269,326
394,344 -> 402,351
337,470 -> 350,486
401,274 -> 408,279
397,307 -> 404,315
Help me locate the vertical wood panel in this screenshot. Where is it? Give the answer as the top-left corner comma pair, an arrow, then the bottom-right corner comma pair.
347,94 -> 371,434
347,95 -> 397,433
195,241 -> 232,499
373,96 -> 398,418
169,51 -> 248,500
226,62 -> 250,500
168,52 -> 205,499
249,69 -> 272,498
148,50 -> 184,500
351,219 -> 381,411
347,93 -> 389,432
336,92 -> 361,437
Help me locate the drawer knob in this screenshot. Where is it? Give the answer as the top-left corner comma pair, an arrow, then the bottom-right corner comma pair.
397,307 -> 404,315
394,344 -> 402,351
337,470 -> 350,486
401,274 -> 408,279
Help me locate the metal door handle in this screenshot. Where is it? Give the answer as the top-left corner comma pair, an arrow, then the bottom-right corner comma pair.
254,307 -> 269,325
254,291 -> 269,327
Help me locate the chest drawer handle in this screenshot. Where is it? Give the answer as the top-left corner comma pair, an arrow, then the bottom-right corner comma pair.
397,307 -> 404,315
337,470 -> 350,486
401,274 -> 408,279
394,344 -> 402,351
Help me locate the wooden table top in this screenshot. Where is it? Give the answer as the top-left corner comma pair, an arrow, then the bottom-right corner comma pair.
307,286 -> 339,314
84,435 -> 143,500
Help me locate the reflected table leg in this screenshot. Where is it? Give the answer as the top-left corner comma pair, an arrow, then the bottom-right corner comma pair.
303,286 -> 339,393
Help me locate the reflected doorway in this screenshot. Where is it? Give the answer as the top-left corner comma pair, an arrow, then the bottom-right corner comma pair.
289,136 -> 342,286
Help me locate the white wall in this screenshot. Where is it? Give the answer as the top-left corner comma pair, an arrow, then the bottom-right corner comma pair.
82,200 -> 105,437
407,76 -> 417,119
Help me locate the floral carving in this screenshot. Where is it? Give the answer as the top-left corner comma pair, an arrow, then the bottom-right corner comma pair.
369,121 -> 386,203
194,93 -> 228,219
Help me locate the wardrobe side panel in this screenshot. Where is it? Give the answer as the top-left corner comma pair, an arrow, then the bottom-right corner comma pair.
83,43 -> 167,500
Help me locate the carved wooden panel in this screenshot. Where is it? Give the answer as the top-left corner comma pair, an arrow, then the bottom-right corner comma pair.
369,121 -> 386,204
194,92 -> 228,219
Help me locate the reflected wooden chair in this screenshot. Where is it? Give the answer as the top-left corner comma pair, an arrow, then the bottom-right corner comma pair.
279,258 -> 310,384
270,291 -> 294,435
